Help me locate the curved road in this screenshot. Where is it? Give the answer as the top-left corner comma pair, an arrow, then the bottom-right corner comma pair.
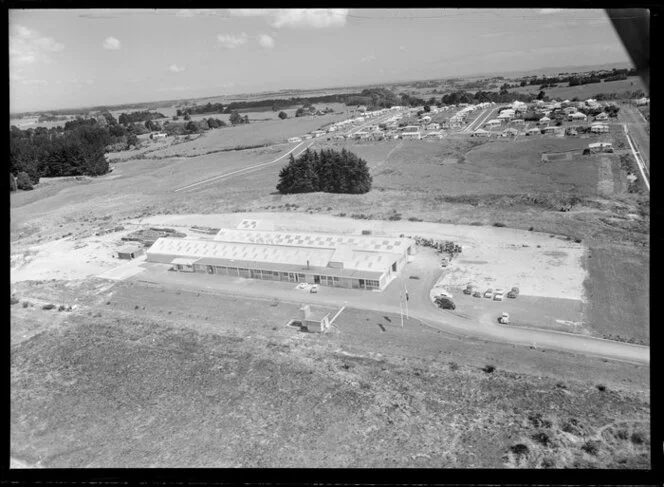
136,260 -> 649,365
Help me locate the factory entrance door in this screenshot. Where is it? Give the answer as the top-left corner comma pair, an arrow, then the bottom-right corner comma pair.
314,275 -> 321,284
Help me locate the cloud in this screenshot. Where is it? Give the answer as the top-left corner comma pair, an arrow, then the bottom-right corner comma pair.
229,8 -> 349,28
360,54 -> 376,63
20,79 -> 48,86
9,24 -> 65,65
258,34 -> 275,49
538,8 -> 564,14
157,85 -> 192,92
176,9 -> 217,18
217,33 -> 248,48
169,64 -> 185,72
103,36 -> 121,50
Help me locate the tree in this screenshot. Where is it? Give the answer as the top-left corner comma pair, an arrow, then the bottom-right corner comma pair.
295,107 -> 306,118
278,111 -> 288,120
10,173 -> 17,192
229,111 -> 243,125
243,115 -> 250,124
520,80 -> 527,87
183,113 -> 191,121
423,105 -> 431,112
16,171 -> 33,190
537,90 -> 546,100
276,148 -> 372,195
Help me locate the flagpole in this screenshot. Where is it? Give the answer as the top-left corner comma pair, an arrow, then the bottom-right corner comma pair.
400,291 -> 404,328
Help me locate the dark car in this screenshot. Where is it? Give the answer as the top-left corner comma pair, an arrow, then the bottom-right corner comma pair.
435,296 -> 456,310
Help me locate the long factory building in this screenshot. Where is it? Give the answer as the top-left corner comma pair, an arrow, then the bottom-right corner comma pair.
146,225 -> 416,291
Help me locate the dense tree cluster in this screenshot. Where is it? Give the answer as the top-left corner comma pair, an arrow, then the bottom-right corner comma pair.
276,148 -> 372,195
10,121 -> 112,185
229,111 -> 250,125
278,111 -> 288,120
516,68 -> 637,88
177,102 -> 225,116
118,110 -> 165,125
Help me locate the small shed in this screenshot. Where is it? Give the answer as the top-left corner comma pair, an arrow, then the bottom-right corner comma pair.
299,305 -> 330,332
116,244 -> 144,260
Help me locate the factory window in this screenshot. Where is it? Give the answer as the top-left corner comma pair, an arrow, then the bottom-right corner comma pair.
366,279 -> 380,290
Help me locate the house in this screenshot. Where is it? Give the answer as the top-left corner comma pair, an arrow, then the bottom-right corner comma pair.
590,124 -> 609,133
426,123 -> 440,131
569,112 -> 587,122
511,119 -> 525,126
152,132 -> 167,140
538,116 -> 551,125
526,128 -> 541,136
401,131 -> 421,140
473,129 -> 491,137
635,97 -> 650,106
563,107 -> 578,115
420,115 -> 432,123
288,137 -> 302,143
594,112 -> 609,121
116,244 -> 144,260
501,128 -> 518,137
484,119 -> 501,127
588,142 -> 613,153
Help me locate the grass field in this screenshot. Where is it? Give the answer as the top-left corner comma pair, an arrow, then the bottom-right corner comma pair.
583,244 -> 649,344
510,77 -> 646,100
10,280 -> 650,468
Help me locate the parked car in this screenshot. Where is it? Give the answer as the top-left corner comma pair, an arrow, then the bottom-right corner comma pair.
309,284 -> 319,293
493,291 -> 504,301
463,283 -> 476,295
507,286 -> 520,299
484,288 -> 493,299
437,289 -> 453,299
296,282 -> 309,290
472,290 -> 482,298
498,312 -> 510,324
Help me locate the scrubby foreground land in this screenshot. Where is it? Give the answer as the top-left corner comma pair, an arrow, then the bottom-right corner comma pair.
11,280 -> 650,468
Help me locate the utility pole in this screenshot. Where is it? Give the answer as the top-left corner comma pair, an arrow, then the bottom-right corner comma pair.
400,293 -> 404,328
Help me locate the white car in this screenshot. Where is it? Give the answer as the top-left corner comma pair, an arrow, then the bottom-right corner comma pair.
493,291 -> 505,301
296,283 -> 309,290
309,284 -> 319,293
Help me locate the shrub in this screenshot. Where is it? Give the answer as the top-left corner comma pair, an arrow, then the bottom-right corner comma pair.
555,381 -> 567,389
449,361 -> 459,371
541,457 -> 556,468
630,431 -> 646,445
482,364 -> 496,373
22,301 -> 29,308
58,305 -> 66,312
510,444 -> 529,457
528,226 -> 534,231
408,217 -> 423,222
581,440 -> 600,456
16,171 -> 34,191
596,384 -> 607,392
42,304 -> 56,310
574,238 -> 582,243
532,432 -> 551,446
615,428 -> 629,440
493,222 -> 506,227
388,213 -> 402,221
11,296 -> 19,305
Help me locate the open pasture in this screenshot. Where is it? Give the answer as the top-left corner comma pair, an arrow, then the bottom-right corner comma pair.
510,77 -> 646,100
141,115 -> 344,158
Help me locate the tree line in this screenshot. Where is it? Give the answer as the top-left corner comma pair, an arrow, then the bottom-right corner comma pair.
276,148 -> 372,195
118,110 -> 166,125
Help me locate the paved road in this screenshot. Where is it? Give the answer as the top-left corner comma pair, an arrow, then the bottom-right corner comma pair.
461,106 -> 501,134
132,262 -> 649,365
620,105 -> 650,171
174,141 -> 313,193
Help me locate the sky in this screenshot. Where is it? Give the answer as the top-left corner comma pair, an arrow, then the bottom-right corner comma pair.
9,8 -> 635,113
